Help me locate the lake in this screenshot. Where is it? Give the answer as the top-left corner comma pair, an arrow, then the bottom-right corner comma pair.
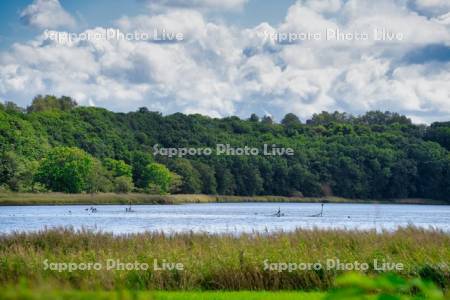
0,203 -> 449,234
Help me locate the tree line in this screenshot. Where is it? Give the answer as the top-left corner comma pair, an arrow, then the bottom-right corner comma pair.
1,95 -> 449,202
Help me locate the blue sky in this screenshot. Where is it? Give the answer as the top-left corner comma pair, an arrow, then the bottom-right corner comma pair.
0,0 -> 295,48
0,0 -> 449,123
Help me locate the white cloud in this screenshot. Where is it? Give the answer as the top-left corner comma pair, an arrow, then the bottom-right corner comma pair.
116,10 -> 207,41
20,0 -> 77,29
411,0 -> 450,15
144,0 -> 248,11
1,0 -> 450,123
300,0 -> 343,15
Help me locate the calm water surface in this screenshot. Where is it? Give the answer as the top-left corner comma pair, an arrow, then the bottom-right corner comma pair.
0,203 -> 449,234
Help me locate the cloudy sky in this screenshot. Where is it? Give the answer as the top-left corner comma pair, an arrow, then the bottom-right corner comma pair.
0,0 -> 449,123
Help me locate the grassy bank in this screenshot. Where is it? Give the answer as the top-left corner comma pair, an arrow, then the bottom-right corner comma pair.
0,227 -> 448,291
0,192 -> 447,206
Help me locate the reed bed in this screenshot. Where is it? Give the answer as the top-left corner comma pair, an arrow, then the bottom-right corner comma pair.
0,227 -> 448,291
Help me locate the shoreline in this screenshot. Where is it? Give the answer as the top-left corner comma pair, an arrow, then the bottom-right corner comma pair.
0,192 -> 447,206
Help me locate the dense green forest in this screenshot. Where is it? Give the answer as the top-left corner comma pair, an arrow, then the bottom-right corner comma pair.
1,95 -> 449,202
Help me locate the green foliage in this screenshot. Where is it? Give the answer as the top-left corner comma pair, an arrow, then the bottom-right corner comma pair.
35,147 -> 96,193
326,272 -> 444,300
27,95 -> 77,113
103,158 -> 134,193
103,158 -> 132,178
3,101 -> 25,114
168,172 -> 183,194
249,113 -> 259,122
167,159 -> 202,194
85,159 -> 113,193
143,163 -> 173,194
0,289 -> 323,300
192,161 -> 217,194
308,111 -> 354,126
113,176 -> 134,193
281,113 -> 302,127
215,165 -> 236,195
0,152 -> 39,192
0,97 -> 450,200
425,122 -> 450,151
0,274 -> 445,300
131,151 -> 154,189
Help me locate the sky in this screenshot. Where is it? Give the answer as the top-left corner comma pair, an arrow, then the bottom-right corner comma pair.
0,0 -> 449,123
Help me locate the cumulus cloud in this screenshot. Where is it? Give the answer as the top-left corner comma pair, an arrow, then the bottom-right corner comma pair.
116,10 -> 207,41
20,0 -> 77,29
1,0 -> 450,123
143,0 -> 248,11
410,0 -> 450,16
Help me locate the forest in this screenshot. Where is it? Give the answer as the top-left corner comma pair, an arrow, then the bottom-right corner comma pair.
1,95 -> 449,202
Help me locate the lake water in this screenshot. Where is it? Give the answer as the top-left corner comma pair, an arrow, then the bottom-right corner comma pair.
0,203 -> 449,234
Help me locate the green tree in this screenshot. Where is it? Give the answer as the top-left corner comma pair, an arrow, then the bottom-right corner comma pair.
131,151 -> 154,188
27,95 -> 77,113
425,122 -> 450,150
168,172 -> 183,193
249,113 -> 259,122
143,163 -> 172,194
261,115 -> 274,125
168,159 -> 202,194
288,164 -> 322,196
215,165 -> 236,195
192,161 -> 217,194
113,176 -> 134,193
85,159 -> 113,193
35,147 -> 95,193
104,158 -> 132,178
0,152 -> 39,191
281,113 -> 301,128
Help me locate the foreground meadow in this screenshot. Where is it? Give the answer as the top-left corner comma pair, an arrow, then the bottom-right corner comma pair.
0,273 -> 446,299
0,290 -> 324,300
0,227 -> 448,292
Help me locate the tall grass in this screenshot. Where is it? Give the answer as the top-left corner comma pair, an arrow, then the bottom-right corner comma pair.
0,227 -> 448,291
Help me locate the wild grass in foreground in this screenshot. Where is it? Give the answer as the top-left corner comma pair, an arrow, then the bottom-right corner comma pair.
0,227 -> 448,292
0,290 -> 325,300
0,273 -> 445,300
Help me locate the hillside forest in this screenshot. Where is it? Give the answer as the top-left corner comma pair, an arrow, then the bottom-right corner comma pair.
1,95 -> 449,202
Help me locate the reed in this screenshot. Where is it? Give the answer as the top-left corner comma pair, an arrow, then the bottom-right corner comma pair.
0,192 -> 445,205
0,227 -> 448,291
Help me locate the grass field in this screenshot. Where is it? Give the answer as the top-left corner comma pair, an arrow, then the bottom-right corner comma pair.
0,290 -> 325,300
0,192 -> 446,206
0,273 -> 446,300
0,227 -> 448,292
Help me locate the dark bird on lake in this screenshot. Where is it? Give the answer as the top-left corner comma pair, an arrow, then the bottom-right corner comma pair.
273,207 -> 284,217
309,203 -> 324,217
125,201 -> 133,212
